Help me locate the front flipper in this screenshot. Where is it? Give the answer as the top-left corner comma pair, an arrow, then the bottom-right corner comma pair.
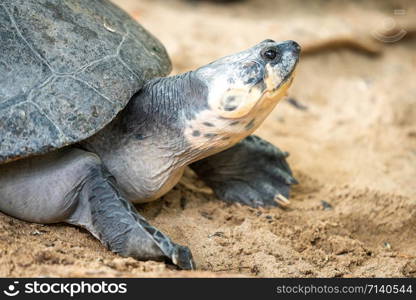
68,165 -> 194,270
190,135 -> 298,208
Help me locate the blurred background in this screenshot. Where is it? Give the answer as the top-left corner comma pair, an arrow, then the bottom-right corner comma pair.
2,0 -> 415,278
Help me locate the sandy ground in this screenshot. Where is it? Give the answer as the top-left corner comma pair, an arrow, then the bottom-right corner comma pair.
1,0 -> 415,277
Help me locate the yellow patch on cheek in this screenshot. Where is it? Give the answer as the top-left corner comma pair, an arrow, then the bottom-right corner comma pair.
242,74 -> 295,134
261,74 -> 294,108
264,64 -> 283,91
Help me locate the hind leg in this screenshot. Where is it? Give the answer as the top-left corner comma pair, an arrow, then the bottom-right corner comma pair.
0,148 -> 194,269
190,135 -> 297,208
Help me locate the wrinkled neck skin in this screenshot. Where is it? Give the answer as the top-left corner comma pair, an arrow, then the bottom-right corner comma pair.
83,72 -> 231,203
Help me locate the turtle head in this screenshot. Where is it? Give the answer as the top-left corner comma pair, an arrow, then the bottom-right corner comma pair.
195,39 -> 300,120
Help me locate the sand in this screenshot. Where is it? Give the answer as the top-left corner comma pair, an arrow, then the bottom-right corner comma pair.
0,0 -> 415,277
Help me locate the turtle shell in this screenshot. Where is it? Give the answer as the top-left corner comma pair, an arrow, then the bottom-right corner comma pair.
0,0 -> 171,164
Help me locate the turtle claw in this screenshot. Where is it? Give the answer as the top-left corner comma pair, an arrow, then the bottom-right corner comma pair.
171,245 -> 195,270
274,193 -> 291,208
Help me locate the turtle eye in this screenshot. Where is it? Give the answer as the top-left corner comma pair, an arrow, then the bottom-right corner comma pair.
261,47 -> 279,61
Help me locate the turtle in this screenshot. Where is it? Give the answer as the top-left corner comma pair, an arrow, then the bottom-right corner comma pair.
0,0 -> 300,270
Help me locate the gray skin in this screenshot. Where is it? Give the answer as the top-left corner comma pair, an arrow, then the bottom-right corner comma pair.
0,0 -> 300,269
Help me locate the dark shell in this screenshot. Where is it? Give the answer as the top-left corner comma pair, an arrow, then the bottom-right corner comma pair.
0,0 -> 171,163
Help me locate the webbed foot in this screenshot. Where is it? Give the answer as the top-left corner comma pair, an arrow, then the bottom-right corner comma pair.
190,135 -> 297,208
